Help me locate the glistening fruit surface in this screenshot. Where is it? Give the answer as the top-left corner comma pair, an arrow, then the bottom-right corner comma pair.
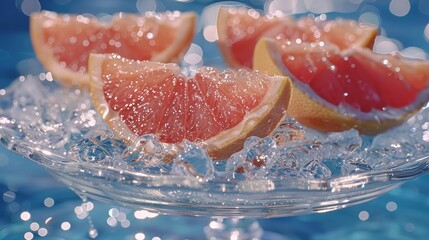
253,38 -> 429,135
217,7 -> 377,68
30,11 -> 195,88
89,53 -> 291,159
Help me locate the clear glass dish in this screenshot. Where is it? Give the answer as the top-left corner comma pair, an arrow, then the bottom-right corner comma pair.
1,0 -> 429,239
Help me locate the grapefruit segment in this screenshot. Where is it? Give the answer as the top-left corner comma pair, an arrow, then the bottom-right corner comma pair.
217,7 -> 293,68
30,10 -> 196,88
296,17 -> 378,50
216,6 -> 378,68
88,53 -> 292,160
253,38 -> 429,135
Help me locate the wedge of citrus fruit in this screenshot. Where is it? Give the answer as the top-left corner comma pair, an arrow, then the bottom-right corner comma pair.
88,53 -> 291,160
217,7 -> 378,68
253,38 -> 429,135
30,10 -> 196,88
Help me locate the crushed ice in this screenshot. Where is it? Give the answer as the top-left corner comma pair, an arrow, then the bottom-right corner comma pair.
1,75 -> 429,182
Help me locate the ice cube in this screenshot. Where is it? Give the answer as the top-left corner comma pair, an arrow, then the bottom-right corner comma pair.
225,136 -> 277,180
299,159 -> 332,179
341,160 -> 373,175
9,76 -> 48,124
270,117 -> 304,147
122,134 -> 172,174
67,138 -> 109,162
272,129 -> 362,179
276,140 -> 324,168
171,141 -> 214,180
66,131 -> 126,163
25,121 -> 70,149
322,130 -> 362,158
371,133 -> 416,161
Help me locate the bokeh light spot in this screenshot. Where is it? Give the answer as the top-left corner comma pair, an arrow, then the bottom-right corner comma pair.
373,37 -> 400,54
400,47 -> 427,60
61,222 -> 71,231
107,216 -> 118,227
20,211 -> 31,221
389,0 -> 411,17
358,11 -> 380,27
358,210 -> 369,221
405,223 -> 416,232
20,0 -> 41,16
3,191 -> 16,203
424,23 -> 429,43
386,201 -> 398,212
37,228 -> 48,237
135,233 -> 146,240
136,0 -> 157,13
266,0 -> 307,15
30,222 -> 40,231
24,232 -> 34,240
203,25 -> 218,42
44,197 -> 55,207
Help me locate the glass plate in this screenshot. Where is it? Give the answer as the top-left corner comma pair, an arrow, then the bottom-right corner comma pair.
1,74 -> 429,218
1,1 -> 429,239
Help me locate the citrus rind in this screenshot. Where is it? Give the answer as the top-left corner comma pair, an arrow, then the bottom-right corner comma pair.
204,73 -> 292,160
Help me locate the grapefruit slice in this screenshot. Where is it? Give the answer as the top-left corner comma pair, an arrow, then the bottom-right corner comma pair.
253,38 -> 429,135
30,10 -> 196,88
88,53 -> 292,160
216,7 -> 378,68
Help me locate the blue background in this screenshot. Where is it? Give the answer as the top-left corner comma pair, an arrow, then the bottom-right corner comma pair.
1,0 -> 429,239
